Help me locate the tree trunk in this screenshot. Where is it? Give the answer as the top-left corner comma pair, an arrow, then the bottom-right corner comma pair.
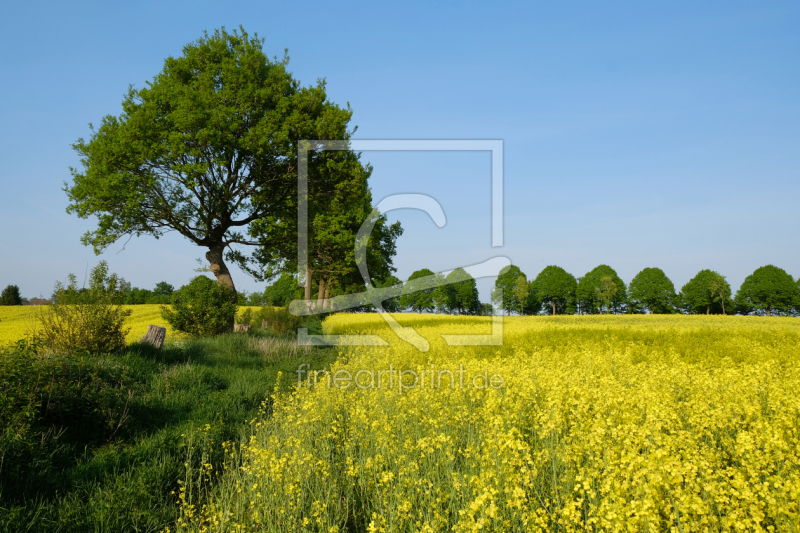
323,283 -> 332,311
721,297 -> 726,315
206,245 -> 237,297
304,265 -> 314,301
317,276 -> 326,311
552,300 -> 556,315
706,306 -> 710,315
766,306 -> 771,317
140,325 -> 166,349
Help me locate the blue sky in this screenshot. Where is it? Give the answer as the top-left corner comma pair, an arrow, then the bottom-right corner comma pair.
1,1 -> 798,301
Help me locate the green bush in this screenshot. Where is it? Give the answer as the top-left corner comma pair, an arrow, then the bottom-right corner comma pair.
38,262 -> 131,355
238,307 -> 254,326
0,339 -> 137,501
251,306 -> 304,335
161,276 -> 237,336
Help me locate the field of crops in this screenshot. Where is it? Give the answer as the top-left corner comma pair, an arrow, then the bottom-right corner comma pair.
174,314 -> 800,532
0,305 -> 182,345
0,305 -> 268,346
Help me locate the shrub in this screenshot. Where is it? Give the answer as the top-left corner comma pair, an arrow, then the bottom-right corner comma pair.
238,307 -> 254,326
161,276 -> 237,336
0,338 -> 137,501
37,262 -> 131,354
0,284 -> 22,306
251,306 -> 304,335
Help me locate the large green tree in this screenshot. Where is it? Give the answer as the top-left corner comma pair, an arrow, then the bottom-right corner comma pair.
492,265 -> 527,316
735,265 -> 800,316
65,27 -> 361,297
627,267 -> 676,314
400,269 -> 438,313
531,265 -> 577,315
576,265 -> 627,314
678,269 -> 732,314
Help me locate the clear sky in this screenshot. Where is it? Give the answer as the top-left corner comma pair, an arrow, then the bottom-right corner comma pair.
1,1 -> 798,302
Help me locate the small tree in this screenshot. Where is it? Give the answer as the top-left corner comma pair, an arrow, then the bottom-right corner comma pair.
531,265 -> 577,315
153,282 -> 174,296
627,267 -> 676,314
595,276 -> 617,314
513,276 -> 530,316
492,265 -> 527,316
400,269 -> 437,313
0,285 -> 22,306
576,265 -> 627,314
679,269 -> 732,314
38,262 -> 132,354
162,276 -> 238,336
708,273 -> 731,315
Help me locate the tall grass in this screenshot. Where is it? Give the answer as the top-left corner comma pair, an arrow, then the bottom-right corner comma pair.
0,330 -> 338,533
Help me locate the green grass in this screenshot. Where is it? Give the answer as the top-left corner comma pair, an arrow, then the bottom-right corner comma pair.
0,328 -> 338,533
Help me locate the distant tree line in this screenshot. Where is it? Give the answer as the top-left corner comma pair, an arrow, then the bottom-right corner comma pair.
5,263 -> 796,317
490,264 -> 800,317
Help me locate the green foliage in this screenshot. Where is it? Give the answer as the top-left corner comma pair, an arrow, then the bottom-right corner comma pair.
628,267 -> 677,314
679,269 -> 733,315
153,281 -> 174,296
576,265 -> 627,314
65,27 -> 365,293
162,276 -> 238,336
250,306 -> 304,335
492,265 -> 527,316
0,340 -> 140,507
238,308 -> 254,326
122,281 -> 174,305
0,284 -> 22,306
0,329 -> 338,532
431,269 -> 481,315
262,273 -> 301,307
531,265 -> 577,315
400,269 -> 438,313
368,275 -> 403,313
38,262 -> 132,354
735,265 -> 800,316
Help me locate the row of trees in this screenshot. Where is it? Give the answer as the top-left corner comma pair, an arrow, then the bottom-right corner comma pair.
492,264 -> 800,316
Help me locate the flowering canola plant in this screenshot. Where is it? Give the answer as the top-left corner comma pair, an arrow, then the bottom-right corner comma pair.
0,305 -> 187,345
171,315 -> 800,532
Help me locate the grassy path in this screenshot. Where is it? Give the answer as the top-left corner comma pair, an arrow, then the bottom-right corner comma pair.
0,329 -> 337,533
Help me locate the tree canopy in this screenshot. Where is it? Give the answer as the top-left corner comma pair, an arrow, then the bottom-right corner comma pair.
261,272 -> 300,307
531,265 -> 577,315
0,285 -> 22,306
735,265 -> 800,316
678,269 -> 733,315
627,267 -> 676,314
436,268 -> 481,315
576,265 -> 627,314
492,265 -> 527,316
65,27 -> 370,297
400,269 -> 438,313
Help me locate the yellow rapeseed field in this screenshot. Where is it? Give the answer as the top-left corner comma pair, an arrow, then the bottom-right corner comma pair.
0,304 -> 186,345
172,315 -> 800,532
